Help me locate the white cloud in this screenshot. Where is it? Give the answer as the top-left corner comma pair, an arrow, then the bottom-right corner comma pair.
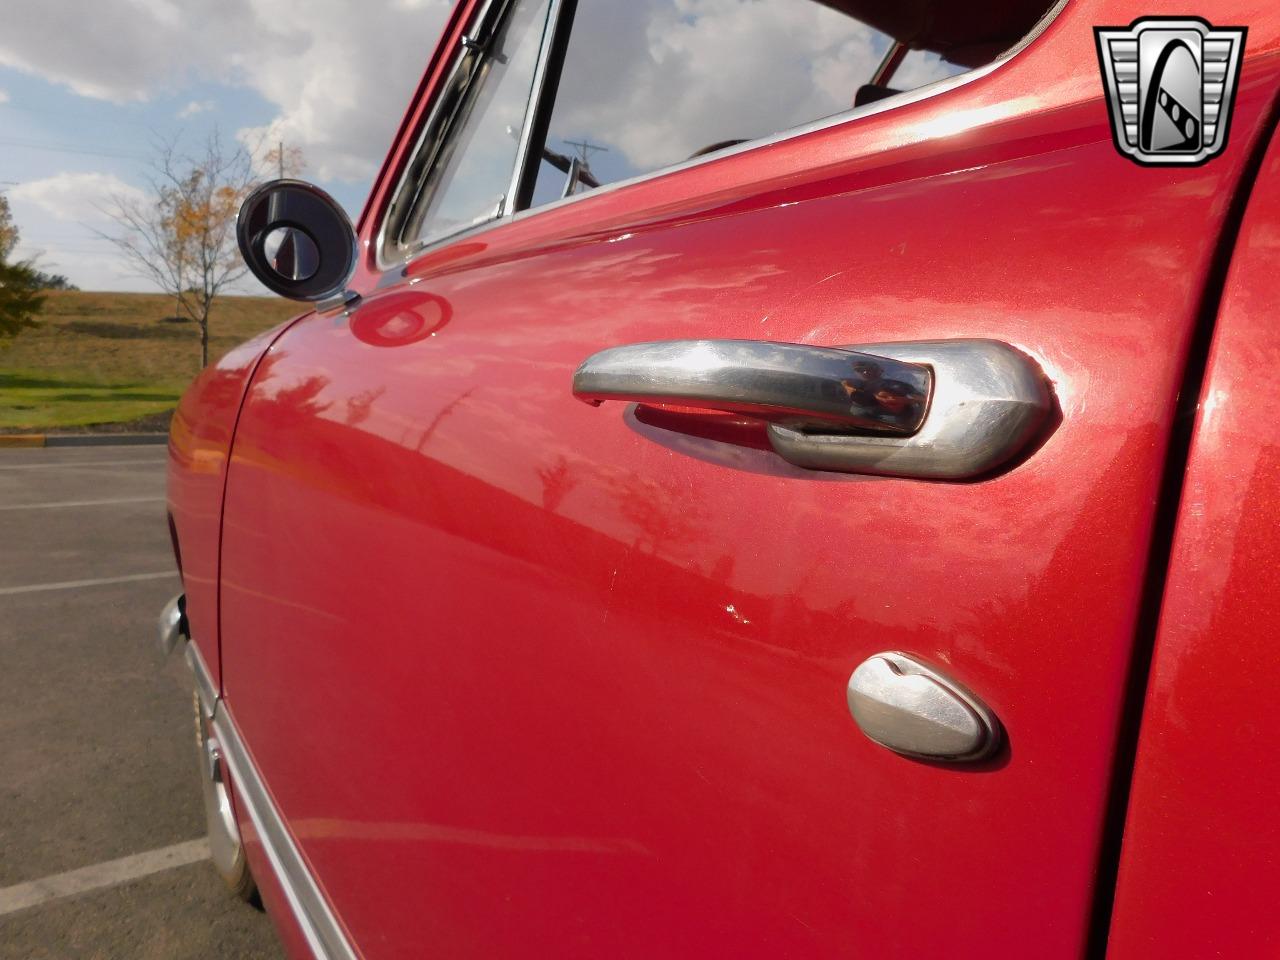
177,98 -> 214,118
894,51 -> 964,91
12,238 -> 146,292
0,0 -> 966,188
536,0 -> 891,175
0,89 -> 9,104
0,0 -> 212,102
0,0 -> 453,181
229,0 -> 454,181
10,171 -> 145,223
8,173 -> 149,291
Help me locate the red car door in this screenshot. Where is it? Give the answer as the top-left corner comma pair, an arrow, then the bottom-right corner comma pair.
1107,100 -> 1280,959
214,0 -> 1280,956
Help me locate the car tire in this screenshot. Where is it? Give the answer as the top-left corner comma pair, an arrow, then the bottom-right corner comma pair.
193,692 -> 258,903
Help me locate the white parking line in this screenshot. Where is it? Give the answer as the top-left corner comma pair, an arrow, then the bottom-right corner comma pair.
0,572 -> 176,596
0,459 -> 167,471
0,839 -> 210,917
0,496 -> 165,511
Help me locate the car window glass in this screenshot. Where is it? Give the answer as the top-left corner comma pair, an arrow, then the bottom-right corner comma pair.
529,0 -> 1017,208
402,0 -> 551,245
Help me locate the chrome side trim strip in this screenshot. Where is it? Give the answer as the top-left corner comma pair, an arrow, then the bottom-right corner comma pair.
178,611 -> 352,956
212,703 -> 358,960
185,641 -> 218,723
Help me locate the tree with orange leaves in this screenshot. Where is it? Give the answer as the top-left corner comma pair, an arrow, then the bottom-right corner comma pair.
102,131 -> 263,367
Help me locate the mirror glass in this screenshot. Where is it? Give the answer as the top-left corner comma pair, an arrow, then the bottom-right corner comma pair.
236,179 -> 357,302
263,226 -> 320,282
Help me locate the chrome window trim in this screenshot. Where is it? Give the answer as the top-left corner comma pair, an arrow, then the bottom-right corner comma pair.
377,0 -> 552,269
504,0 -> 571,216
376,0 -> 1068,272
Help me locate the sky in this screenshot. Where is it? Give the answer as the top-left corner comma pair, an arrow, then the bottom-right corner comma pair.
1,0 -> 455,293
0,0 -> 960,294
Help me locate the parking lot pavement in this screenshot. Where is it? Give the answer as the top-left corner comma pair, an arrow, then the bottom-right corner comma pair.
0,446 -> 283,959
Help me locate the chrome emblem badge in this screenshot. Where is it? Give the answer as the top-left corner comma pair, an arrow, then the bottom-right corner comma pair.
1095,17 -> 1246,166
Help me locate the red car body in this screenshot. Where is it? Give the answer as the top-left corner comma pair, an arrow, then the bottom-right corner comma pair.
165,0 -> 1280,955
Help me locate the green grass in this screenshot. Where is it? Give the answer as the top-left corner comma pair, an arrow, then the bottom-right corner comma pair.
0,370 -> 183,428
0,290 -> 300,430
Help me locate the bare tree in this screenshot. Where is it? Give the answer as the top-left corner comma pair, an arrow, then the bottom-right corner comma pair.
100,131 -> 255,368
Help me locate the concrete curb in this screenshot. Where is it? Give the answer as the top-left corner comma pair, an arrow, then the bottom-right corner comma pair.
0,434 -> 168,448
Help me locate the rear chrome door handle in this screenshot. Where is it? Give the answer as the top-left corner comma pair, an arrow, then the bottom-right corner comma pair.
573,339 -> 933,436
573,338 -> 1052,480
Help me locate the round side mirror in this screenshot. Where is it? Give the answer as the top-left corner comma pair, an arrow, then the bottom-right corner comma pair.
236,179 -> 357,301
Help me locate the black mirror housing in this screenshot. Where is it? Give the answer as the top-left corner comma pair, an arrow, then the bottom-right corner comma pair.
236,179 -> 357,302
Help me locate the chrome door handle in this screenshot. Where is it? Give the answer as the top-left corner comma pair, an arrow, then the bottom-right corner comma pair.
847,652 -> 1001,761
573,340 -> 933,436
573,338 -> 1052,480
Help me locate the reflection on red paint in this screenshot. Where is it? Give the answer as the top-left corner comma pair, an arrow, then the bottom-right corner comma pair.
633,403 -> 774,450
200,1 -> 1280,957
404,240 -> 489,278
350,290 -> 452,348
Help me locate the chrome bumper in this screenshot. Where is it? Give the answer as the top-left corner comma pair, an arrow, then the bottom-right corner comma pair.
160,594 -> 216,721
158,593 -> 189,656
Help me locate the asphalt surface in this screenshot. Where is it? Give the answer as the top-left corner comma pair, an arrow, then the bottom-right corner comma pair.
0,445 -> 283,959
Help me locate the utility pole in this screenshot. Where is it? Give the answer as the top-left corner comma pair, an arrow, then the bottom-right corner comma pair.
563,138 -> 609,168
561,139 -> 608,196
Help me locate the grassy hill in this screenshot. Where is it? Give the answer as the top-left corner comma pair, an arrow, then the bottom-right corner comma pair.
0,290 -> 301,431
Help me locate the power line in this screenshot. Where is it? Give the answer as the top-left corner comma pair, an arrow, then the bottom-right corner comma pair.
21,252 -> 122,258
0,137 -> 144,161
20,243 -> 120,251
16,233 -> 118,245
6,106 -> 155,132
19,244 -> 117,250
